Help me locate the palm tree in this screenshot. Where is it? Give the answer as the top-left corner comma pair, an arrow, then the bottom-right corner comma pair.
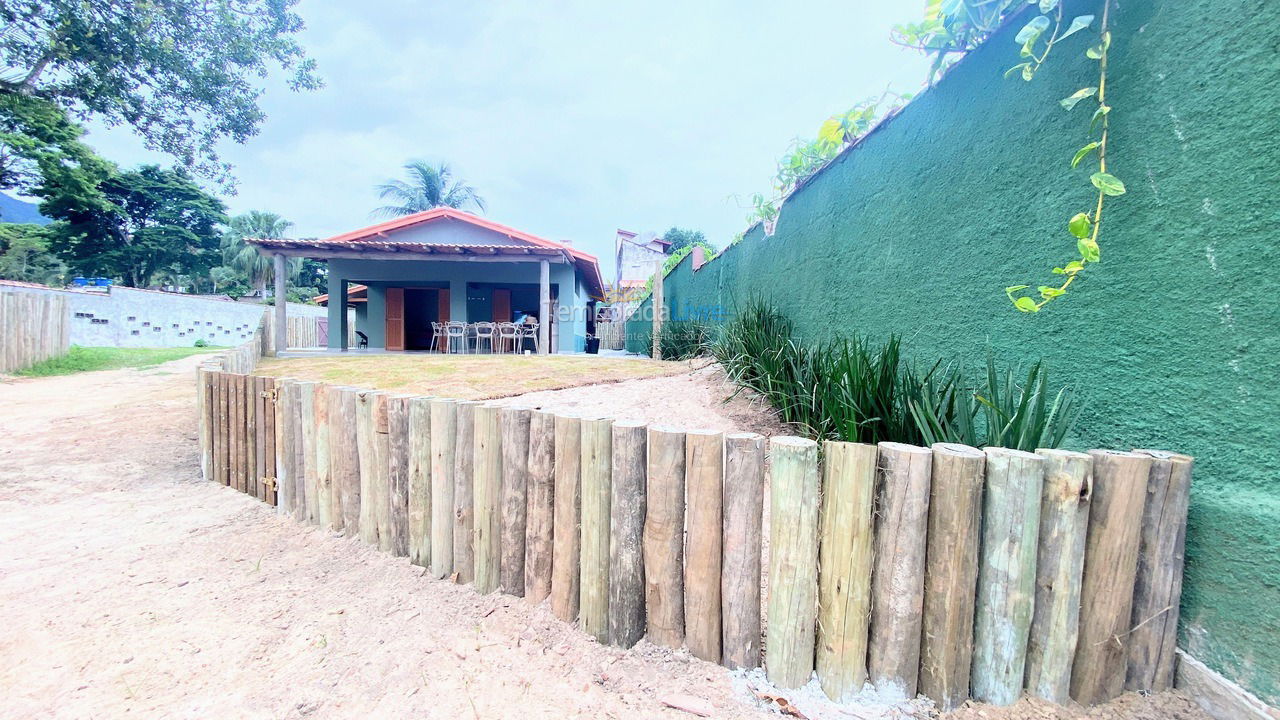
374,160 -> 486,217
221,211 -> 296,297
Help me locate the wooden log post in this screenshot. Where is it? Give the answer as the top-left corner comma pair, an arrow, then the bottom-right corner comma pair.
221,373 -> 233,488
721,432 -> 765,669
766,436 -> 821,689
312,384 -> 332,528
643,426 -> 685,648
245,374 -> 259,499
407,396 -> 434,568
429,399 -> 458,580
253,376 -> 267,501
1126,450 -> 1193,693
868,441 -> 933,699
608,420 -> 647,648
816,441 -> 878,701
292,381 -> 311,522
198,367 -> 213,483
579,416 -> 614,642
919,443 -> 984,710
684,429 -> 723,663
209,371 -> 223,487
1071,450 -> 1152,705
452,400 -> 479,584
262,377 -> 278,506
373,393 -> 394,552
525,409 -> 556,601
387,395 -> 413,557
551,413 -> 582,621
500,406 -> 532,596
274,378 -> 297,514
229,373 -> 243,492
299,381 -> 320,523
356,390 -> 387,548
1025,449 -> 1092,703
473,403 -> 503,594
331,387 -> 360,534
971,447 -> 1045,706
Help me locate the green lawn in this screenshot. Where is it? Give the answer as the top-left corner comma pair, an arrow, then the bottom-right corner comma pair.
16,345 -> 223,377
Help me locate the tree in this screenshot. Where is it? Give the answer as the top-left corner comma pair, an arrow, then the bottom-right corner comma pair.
661,227 -> 713,254
0,0 -> 320,184
221,210 -> 294,296
0,222 -> 64,284
375,161 -> 486,217
0,93 -> 109,202
46,165 -> 227,287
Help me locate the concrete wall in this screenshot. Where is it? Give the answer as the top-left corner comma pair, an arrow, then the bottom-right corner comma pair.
326,258 -> 586,352
629,0 -> 1280,703
0,283 -> 324,348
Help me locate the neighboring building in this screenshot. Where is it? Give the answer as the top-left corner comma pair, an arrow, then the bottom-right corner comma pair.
612,229 -> 668,317
252,208 -> 603,353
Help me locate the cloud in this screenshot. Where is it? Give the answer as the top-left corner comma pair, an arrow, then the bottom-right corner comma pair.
79,0 -> 930,273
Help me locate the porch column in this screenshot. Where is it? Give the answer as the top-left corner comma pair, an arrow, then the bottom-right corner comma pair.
326,270 -> 346,351
273,253 -> 287,355
539,259 -> 550,355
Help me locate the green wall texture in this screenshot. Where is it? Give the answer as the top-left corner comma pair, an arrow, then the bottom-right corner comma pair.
633,0 -> 1280,703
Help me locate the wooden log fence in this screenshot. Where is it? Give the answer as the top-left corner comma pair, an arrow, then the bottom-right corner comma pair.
0,290 -> 70,373
197,363 -> 1196,712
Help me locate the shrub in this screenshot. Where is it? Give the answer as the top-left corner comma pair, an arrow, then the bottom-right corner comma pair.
712,298 -> 1080,450
637,320 -> 710,360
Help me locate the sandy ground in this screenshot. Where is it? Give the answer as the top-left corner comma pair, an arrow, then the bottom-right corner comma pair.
0,358 -> 1210,720
494,362 -> 789,438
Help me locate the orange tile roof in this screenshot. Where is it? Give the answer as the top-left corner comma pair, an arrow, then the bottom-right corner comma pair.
253,207 -> 603,296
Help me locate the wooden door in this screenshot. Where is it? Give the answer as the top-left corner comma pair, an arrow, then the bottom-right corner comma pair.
492,288 -> 512,322
437,288 -> 450,322
436,289 -> 450,352
385,287 -> 405,351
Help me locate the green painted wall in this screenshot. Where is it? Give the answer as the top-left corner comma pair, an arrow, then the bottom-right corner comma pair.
631,0 -> 1280,703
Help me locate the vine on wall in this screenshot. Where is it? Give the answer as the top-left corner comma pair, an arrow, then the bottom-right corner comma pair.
733,0 -> 1121,312
899,0 -> 1122,313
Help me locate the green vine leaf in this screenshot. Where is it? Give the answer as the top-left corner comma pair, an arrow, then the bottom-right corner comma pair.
1090,105 -> 1111,130
1068,212 -> 1092,238
1090,171 -> 1127,196
818,117 -> 843,145
1016,15 -> 1051,47
1071,141 -> 1100,168
1059,14 -> 1095,41
1077,237 -> 1101,262
1014,297 -> 1040,313
1039,285 -> 1065,299
1060,87 -> 1098,110
1004,62 -> 1032,79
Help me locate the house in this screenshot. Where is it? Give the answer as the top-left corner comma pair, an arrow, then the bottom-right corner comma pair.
612,229 -> 668,318
249,208 -> 603,353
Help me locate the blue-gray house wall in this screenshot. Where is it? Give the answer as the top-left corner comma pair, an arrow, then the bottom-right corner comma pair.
325,257 -> 587,352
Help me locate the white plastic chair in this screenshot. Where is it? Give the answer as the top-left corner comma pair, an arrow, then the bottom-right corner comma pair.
497,322 -> 520,354
473,322 -> 496,354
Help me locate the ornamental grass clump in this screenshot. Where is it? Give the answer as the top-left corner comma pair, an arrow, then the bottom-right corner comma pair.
711,299 -> 1080,451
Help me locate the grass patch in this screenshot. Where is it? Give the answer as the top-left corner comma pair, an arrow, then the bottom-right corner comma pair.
253,353 -> 687,400
16,345 -> 223,377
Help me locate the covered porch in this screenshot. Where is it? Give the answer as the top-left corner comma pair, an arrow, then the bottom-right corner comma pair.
250,208 -> 603,355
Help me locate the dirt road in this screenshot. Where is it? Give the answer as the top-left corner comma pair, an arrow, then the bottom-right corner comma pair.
0,357 -> 782,720
0,357 -> 1210,720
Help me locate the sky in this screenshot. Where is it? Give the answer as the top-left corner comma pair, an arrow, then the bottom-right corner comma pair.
82,0 -> 932,277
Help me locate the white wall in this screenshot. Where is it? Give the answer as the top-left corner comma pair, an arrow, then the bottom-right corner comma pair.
0,282 -> 324,348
